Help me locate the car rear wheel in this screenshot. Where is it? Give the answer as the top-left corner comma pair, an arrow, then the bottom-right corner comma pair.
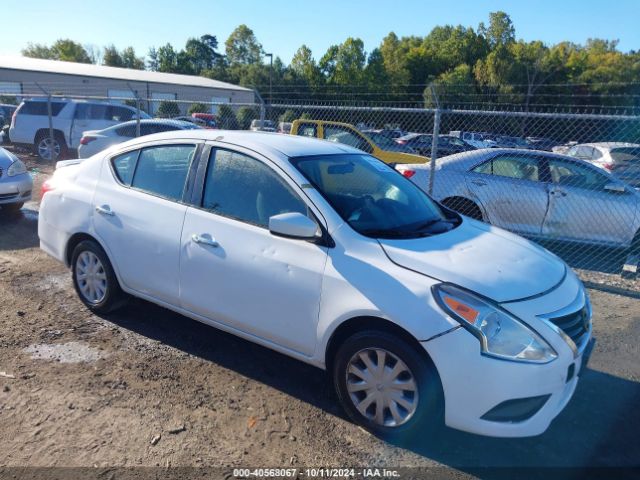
35,132 -> 67,161
71,240 -> 126,314
333,330 -> 443,439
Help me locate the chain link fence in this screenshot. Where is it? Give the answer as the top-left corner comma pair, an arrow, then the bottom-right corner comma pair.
2,85 -> 639,291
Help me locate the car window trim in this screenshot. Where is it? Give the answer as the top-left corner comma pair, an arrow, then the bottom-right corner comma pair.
544,156 -> 618,192
191,142 -> 333,247
107,140 -> 204,205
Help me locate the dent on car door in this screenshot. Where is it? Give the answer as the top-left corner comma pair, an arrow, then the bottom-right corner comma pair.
92,143 -> 199,303
542,158 -> 637,245
465,154 -> 549,235
179,147 -> 328,356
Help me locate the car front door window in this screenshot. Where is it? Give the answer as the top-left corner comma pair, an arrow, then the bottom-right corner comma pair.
202,149 -> 308,228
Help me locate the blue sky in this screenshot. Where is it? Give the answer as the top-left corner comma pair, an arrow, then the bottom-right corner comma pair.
3,0 -> 638,64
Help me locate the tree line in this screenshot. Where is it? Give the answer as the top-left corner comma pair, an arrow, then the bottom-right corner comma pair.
21,12 -> 640,110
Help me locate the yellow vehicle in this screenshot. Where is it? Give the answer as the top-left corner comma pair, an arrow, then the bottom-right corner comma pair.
290,120 -> 427,164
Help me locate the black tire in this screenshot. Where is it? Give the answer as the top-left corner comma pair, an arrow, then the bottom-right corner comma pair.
71,240 -> 126,314
0,202 -> 24,214
34,131 -> 68,161
441,197 -> 483,221
333,330 -> 443,440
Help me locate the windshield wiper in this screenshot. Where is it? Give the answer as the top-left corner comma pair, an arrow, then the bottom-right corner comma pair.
359,228 -> 426,239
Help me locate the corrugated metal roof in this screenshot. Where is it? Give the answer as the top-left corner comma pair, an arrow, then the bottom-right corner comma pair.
0,56 -> 252,92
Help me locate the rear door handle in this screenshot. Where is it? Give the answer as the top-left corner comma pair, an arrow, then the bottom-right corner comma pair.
550,190 -> 567,197
95,205 -> 114,216
191,234 -> 219,248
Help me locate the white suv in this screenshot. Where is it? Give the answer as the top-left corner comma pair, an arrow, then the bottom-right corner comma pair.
9,99 -> 149,160
38,130 -> 592,439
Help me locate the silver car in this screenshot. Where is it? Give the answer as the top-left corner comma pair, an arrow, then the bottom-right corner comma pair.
78,119 -> 202,158
395,149 -> 640,250
564,142 -> 640,188
0,147 -> 32,213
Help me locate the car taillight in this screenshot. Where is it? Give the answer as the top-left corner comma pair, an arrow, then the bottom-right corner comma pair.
401,169 -> 416,178
603,163 -> 615,171
40,179 -> 55,198
80,136 -> 96,145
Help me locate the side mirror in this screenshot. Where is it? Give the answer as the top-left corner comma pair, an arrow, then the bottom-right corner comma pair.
269,212 -> 319,240
604,182 -> 626,194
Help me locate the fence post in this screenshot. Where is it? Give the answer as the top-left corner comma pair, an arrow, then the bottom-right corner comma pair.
428,84 -> 441,195
35,83 -> 56,163
46,94 -> 55,164
127,83 -> 141,137
254,89 -> 266,130
428,109 -> 441,195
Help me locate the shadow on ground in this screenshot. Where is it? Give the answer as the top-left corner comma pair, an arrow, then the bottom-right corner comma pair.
0,207 -> 39,251
102,299 -> 640,478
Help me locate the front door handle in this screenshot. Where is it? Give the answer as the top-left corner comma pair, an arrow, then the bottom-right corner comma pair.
550,190 -> 567,197
191,234 -> 219,248
95,205 -> 114,216
471,179 -> 487,186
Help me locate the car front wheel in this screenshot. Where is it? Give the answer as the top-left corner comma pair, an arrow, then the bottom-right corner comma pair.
333,330 -> 443,439
71,240 -> 125,314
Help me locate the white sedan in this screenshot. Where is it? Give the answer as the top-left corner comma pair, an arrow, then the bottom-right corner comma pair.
39,131 -> 592,438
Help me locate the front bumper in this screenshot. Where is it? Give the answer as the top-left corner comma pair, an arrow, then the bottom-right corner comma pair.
0,172 -> 32,205
424,270 -> 592,437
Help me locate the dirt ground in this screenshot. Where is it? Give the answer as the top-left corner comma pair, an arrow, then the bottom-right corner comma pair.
0,152 -> 639,478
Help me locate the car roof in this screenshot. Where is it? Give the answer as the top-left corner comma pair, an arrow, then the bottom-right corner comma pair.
437,148 -> 574,170
114,130 -> 364,158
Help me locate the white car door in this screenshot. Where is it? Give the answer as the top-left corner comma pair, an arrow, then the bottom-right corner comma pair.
542,157 -> 638,246
92,142 -> 200,304
465,153 -> 549,235
179,146 -> 328,356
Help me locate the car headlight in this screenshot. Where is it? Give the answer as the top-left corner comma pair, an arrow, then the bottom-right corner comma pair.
433,284 -> 557,363
7,159 -> 27,177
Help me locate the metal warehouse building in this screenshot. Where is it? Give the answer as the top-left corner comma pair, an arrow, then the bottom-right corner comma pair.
0,56 -> 255,114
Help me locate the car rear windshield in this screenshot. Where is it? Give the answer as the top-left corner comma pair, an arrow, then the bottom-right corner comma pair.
18,101 -> 65,116
290,154 -> 458,239
610,148 -> 640,162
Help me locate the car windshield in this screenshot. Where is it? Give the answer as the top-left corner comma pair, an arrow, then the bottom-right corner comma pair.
291,154 -> 458,239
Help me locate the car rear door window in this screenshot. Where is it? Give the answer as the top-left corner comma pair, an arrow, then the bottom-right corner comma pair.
130,145 -> 196,201
107,106 -> 135,122
473,155 -> 540,181
111,150 -> 139,186
202,149 -> 307,228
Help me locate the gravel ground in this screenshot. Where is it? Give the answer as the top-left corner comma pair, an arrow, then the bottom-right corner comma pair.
0,151 -> 639,478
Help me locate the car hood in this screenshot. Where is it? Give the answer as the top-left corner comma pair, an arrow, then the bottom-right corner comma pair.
378,219 -> 566,303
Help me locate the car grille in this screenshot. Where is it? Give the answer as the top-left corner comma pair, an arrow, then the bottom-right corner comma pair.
548,305 -> 591,348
